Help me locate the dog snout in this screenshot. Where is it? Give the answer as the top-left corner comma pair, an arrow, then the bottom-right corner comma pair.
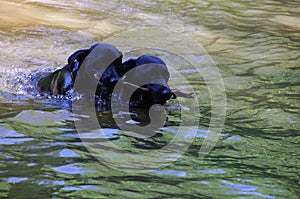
161,88 -> 173,100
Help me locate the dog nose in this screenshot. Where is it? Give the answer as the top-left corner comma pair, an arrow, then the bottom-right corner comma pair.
162,88 -> 173,100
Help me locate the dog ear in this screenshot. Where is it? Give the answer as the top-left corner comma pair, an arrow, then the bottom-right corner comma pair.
68,49 -> 91,70
67,48 -> 95,81
68,43 -> 101,73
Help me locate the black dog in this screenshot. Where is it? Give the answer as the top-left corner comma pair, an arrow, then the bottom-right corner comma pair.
77,43 -> 122,104
117,55 -> 193,108
117,55 -> 177,108
37,43 -> 122,103
37,44 -> 94,96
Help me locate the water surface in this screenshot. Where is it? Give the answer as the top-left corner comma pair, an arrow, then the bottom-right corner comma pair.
0,0 -> 299,198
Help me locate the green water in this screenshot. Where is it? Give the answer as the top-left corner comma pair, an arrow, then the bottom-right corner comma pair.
0,0 -> 299,198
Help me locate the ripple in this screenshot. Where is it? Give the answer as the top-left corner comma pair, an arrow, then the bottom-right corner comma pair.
0,126 -> 24,137
5,177 -> 28,183
221,180 -> 256,191
0,138 -> 34,145
198,169 -> 226,174
61,185 -> 101,191
154,170 -> 186,177
58,149 -> 80,158
52,164 -> 94,174
9,110 -> 74,126
38,180 -> 65,186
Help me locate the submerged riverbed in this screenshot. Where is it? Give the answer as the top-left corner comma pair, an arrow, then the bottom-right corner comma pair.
0,0 -> 299,198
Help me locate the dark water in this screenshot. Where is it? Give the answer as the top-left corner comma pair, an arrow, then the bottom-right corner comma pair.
0,0 -> 299,198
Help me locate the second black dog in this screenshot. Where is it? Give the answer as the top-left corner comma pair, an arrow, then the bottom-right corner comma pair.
37,43 -> 122,103
119,55 -> 177,108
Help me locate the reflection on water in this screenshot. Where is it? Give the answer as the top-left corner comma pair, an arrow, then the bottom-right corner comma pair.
0,0 -> 299,198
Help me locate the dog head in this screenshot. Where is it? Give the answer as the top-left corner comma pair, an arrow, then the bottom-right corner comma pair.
121,55 -> 176,108
67,43 -> 99,81
37,45 -> 93,96
78,43 -> 123,103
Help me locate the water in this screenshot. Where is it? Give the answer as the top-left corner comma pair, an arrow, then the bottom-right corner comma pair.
0,0 -> 299,198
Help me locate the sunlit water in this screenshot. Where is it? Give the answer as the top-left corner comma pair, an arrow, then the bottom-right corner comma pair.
0,0 -> 299,198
